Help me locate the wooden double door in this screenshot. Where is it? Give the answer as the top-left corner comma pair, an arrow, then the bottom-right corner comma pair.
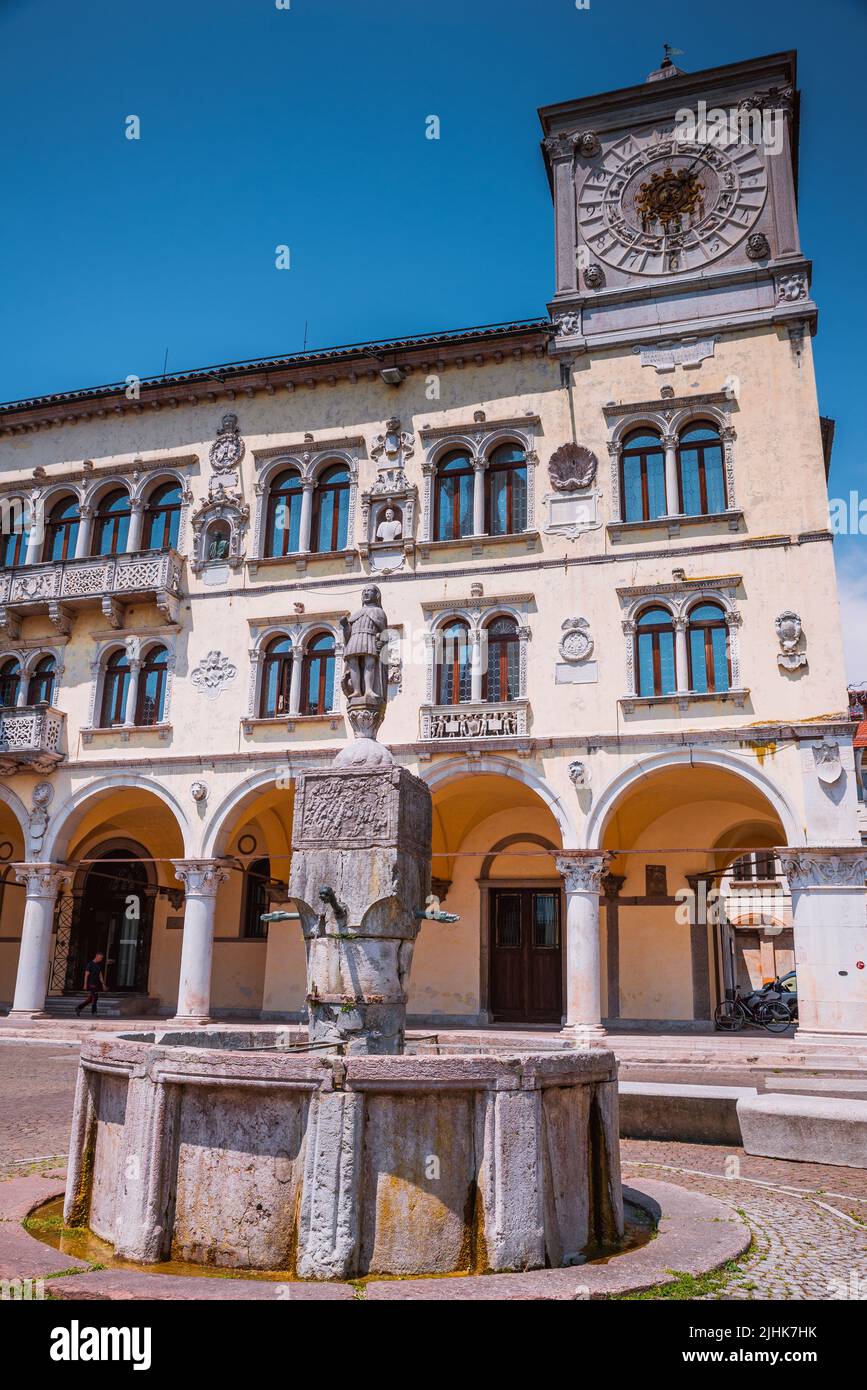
489,887 -> 563,1024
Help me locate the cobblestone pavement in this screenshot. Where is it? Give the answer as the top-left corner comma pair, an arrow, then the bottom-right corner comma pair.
622,1139 -> 867,1300
0,1040 -> 79,1174
2,1043 -> 866,1299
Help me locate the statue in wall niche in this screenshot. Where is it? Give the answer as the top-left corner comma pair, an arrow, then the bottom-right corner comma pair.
207,527 -> 230,561
375,507 -> 403,543
341,585 -> 389,701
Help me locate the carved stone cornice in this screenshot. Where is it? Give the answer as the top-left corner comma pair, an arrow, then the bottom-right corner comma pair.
603,390 -> 732,419
776,848 -> 867,891
419,413 -> 540,440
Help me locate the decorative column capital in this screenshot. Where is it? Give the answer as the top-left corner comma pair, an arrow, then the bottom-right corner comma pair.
554,851 -> 613,894
776,847 -> 867,890
12,862 -> 73,898
171,859 -> 231,897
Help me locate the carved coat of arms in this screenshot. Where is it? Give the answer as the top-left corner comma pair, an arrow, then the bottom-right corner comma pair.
548,443 -> 598,492
209,414 -> 246,472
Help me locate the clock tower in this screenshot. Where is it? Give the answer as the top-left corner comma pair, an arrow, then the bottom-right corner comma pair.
540,51 -> 814,353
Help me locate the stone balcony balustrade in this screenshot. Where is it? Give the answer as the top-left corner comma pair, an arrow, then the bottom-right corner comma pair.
420,700 -> 529,741
0,703 -> 65,774
0,549 -> 184,636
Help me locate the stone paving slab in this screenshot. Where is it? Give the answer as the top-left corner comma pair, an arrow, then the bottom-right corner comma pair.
0,1220 -> 91,1281
0,1173 -> 70,1223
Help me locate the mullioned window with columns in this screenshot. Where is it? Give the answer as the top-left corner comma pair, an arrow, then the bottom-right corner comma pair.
420,595 -> 532,739
418,418 -> 539,552
618,578 -> 745,712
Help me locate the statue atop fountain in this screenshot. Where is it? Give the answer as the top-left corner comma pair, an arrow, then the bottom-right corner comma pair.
286,583 -> 433,1053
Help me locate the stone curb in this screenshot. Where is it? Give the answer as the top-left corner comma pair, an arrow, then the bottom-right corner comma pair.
0,1175 -> 750,1300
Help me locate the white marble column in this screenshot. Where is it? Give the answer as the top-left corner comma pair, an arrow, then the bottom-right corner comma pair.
288,649 -> 303,714
472,458 -> 486,536
126,498 -> 144,553
674,616 -> 689,694
123,656 -> 141,727
169,860 -> 231,1024
9,864 -> 73,1017
298,481 -> 315,554
662,433 -> 680,517
776,847 -> 867,1041
73,504 -> 93,559
470,629 -> 484,703
24,496 -> 44,565
555,851 -> 611,1044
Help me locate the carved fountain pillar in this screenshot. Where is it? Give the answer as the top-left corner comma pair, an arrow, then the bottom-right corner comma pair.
288,765 -> 432,1054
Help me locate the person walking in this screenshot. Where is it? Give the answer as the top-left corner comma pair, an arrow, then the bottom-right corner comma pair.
75,952 -> 106,1017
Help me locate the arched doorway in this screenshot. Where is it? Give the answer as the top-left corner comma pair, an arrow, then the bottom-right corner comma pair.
426,765 -> 566,1025
64,844 -> 156,994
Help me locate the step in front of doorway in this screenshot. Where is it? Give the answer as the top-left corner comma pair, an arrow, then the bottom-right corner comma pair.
43,993 -> 160,1018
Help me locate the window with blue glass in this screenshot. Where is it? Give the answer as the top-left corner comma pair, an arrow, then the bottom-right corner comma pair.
677,423 -> 726,517
302,632 -> 335,714
144,481 -> 182,551
1,499 -> 29,566
265,469 -> 304,557
635,607 -> 677,697
43,495 -> 80,562
135,646 -> 168,725
485,444 -> 527,536
92,489 -> 132,556
620,431 -> 667,523
312,465 -> 350,553
687,603 -> 730,693
436,620 -> 472,704
434,451 -> 474,541
259,635 -> 293,717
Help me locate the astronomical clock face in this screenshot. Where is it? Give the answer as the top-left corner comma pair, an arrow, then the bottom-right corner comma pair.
576,131 -> 768,276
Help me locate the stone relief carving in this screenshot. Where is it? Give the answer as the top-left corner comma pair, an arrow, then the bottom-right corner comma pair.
775,611 -> 807,670
746,232 -> 770,260
422,706 -> 526,740
776,272 -> 808,303
190,780 -> 209,803
548,444 -> 598,493
29,781 -> 54,851
583,264 -> 605,289
568,760 -> 591,789
209,413 -> 246,473
777,849 -> 867,890
371,417 -> 414,468
191,650 -> 238,700
813,737 -> 843,786
554,851 -> 612,893
559,616 -> 594,663
633,337 -> 718,373
553,311 -> 581,336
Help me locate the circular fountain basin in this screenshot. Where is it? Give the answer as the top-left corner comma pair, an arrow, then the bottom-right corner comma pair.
64,1031 -> 624,1280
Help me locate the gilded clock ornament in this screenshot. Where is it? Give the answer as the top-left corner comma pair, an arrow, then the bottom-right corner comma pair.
576,132 -> 768,277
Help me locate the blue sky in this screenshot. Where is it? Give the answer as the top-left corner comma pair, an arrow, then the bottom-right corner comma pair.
1,0 -> 864,678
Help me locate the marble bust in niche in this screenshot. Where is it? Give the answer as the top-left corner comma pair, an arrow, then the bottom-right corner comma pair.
375,506 -> 403,543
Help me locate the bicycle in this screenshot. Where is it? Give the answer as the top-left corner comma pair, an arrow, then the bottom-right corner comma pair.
713,987 -> 793,1033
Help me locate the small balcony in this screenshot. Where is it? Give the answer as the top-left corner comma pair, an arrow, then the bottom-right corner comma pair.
0,704 -> 65,774
420,701 -> 529,741
0,549 -> 184,636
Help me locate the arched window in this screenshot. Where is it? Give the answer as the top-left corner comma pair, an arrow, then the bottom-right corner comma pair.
265,469 -> 304,557
242,857 -> 271,939
259,636 -> 293,717
143,481 -> 182,551
677,423 -> 726,516
1,500 -> 29,567
620,430 -> 666,523
43,495 -> 80,562
436,620 -> 472,705
312,465 -> 350,553
687,602 -> 730,694
92,489 -> 131,556
0,658 -> 21,707
135,646 -> 168,725
302,633 -> 336,715
434,451 -> 474,541
486,444 -> 528,536
100,649 -> 131,727
635,606 -> 676,697
484,617 -> 520,702
27,655 -> 56,705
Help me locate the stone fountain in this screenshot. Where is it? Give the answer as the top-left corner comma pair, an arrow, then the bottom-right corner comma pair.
63,586 -> 624,1278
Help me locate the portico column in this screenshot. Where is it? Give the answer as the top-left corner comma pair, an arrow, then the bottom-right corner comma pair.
298,481 -> 315,554
776,847 -> 867,1041
73,504 -> 94,560
662,432 -> 680,516
472,458 -> 486,536
169,859 -> 231,1025
555,851 -> 612,1043
9,864 -> 73,1017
